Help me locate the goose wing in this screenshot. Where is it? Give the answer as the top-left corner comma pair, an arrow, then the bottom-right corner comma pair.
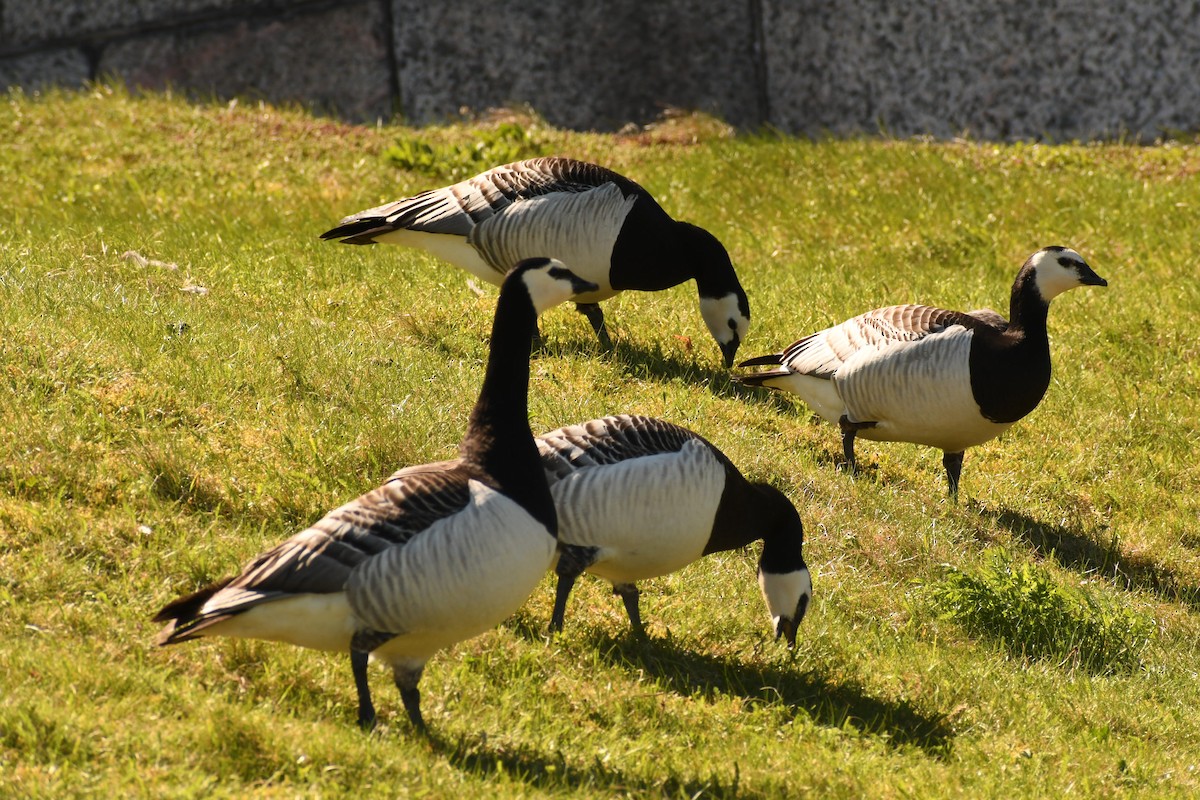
780,305 -> 980,377
155,460 -> 472,639
320,157 -> 645,244
538,414 -> 729,483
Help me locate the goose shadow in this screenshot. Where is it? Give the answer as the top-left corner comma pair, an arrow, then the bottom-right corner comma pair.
984,506 -> 1200,610
427,728 -> 761,798
541,333 -> 800,411
499,614 -> 954,755
581,630 -> 955,756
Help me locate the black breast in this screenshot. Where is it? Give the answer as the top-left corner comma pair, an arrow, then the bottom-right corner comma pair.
968,330 -> 1052,424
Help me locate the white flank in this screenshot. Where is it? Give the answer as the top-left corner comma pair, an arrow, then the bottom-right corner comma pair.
835,324 -> 1009,452
468,183 -> 636,301
758,567 -> 813,626
550,440 -> 725,582
345,480 -> 555,660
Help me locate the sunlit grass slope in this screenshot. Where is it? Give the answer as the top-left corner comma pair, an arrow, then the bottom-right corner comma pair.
2,85 -> 1198,798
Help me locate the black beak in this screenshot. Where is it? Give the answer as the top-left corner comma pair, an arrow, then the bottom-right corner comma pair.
1080,266 -> 1108,287
775,616 -> 798,649
774,592 -> 810,649
719,336 -> 740,369
570,276 -> 601,296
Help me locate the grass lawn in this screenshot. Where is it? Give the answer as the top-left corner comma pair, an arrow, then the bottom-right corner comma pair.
2,84 -> 1199,798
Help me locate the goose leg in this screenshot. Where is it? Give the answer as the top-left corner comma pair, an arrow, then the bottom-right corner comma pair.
613,582 -> 644,635
350,649 -> 376,730
838,416 -> 876,474
550,545 -> 599,633
575,302 -> 612,348
393,664 -> 427,733
943,451 -> 964,500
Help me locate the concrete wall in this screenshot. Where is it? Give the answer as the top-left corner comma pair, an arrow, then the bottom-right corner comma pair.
3,0 -> 1199,140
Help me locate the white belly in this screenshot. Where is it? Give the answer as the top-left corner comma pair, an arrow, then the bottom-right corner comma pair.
551,442 -> 725,583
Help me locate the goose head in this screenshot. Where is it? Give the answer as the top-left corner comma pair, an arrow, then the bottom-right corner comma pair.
511,257 -> 600,313
753,485 -> 812,648
700,292 -> 752,368
1026,246 -> 1107,301
682,224 -> 751,368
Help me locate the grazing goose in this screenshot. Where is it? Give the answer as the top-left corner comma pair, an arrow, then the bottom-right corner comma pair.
736,247 -> 1107,497
153,258 -> 598,732
320,156 -> 751,367
537,415 -> 812,645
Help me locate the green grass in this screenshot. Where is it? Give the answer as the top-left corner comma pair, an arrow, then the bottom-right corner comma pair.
3,83 -> 1200,797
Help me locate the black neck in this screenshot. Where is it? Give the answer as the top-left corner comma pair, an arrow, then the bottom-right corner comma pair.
1006,268 -> 1050,340
678,222 -> 742,301
704,477 -> 804,565
750,484 -> 807,574
459,283 -> 557,534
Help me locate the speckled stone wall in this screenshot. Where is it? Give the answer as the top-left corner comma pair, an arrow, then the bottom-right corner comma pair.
762,0 -> 1200,140
2,0 -> 1199,139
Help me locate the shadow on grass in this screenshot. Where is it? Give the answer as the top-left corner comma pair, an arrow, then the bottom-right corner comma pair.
585,632 -> 955,757
986,506 -> 1200,610
499,615 -> 954,758
431,730 -> 757,798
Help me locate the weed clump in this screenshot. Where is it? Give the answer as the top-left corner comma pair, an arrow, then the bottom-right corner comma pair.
922,549 -> 1155,674
384,123 -> 546,180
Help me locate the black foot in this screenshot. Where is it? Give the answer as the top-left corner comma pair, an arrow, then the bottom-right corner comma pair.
613,583 -> 644,635
943,451 -> 964,500
576,302 -> 612,349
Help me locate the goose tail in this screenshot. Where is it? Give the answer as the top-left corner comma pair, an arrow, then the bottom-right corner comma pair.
152,578 -> 234,645
733,365 -> 791,389
319,218 -> 392,244
737,353 -> 783,369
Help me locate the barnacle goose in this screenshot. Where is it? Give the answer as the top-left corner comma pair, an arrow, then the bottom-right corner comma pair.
153,258 -> 598,732
320,157 -> 751,367
737,247 -> 1107,497
537,415 -> 811,646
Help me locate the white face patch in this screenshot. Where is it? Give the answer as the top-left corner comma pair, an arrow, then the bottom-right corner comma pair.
699,293 -> 750,347
758,566 -> 813,628
1031,247 -> 1090,300
520,260 -> 590,314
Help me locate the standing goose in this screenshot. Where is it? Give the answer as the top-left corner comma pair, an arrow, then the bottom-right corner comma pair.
537,415 -> 812,646
320,156 -> 751,367
736,247 -> 1107,497
153,258 -> 599,732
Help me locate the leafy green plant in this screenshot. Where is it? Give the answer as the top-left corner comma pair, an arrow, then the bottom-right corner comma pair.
384,122 -> 547,180
921,549 -> 1156,674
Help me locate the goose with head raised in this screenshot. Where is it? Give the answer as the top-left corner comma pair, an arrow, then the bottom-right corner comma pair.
153,258 -> 598,732
537,415 -> 811,646
320,157 -> 751,367
736,247 -> 1107,497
